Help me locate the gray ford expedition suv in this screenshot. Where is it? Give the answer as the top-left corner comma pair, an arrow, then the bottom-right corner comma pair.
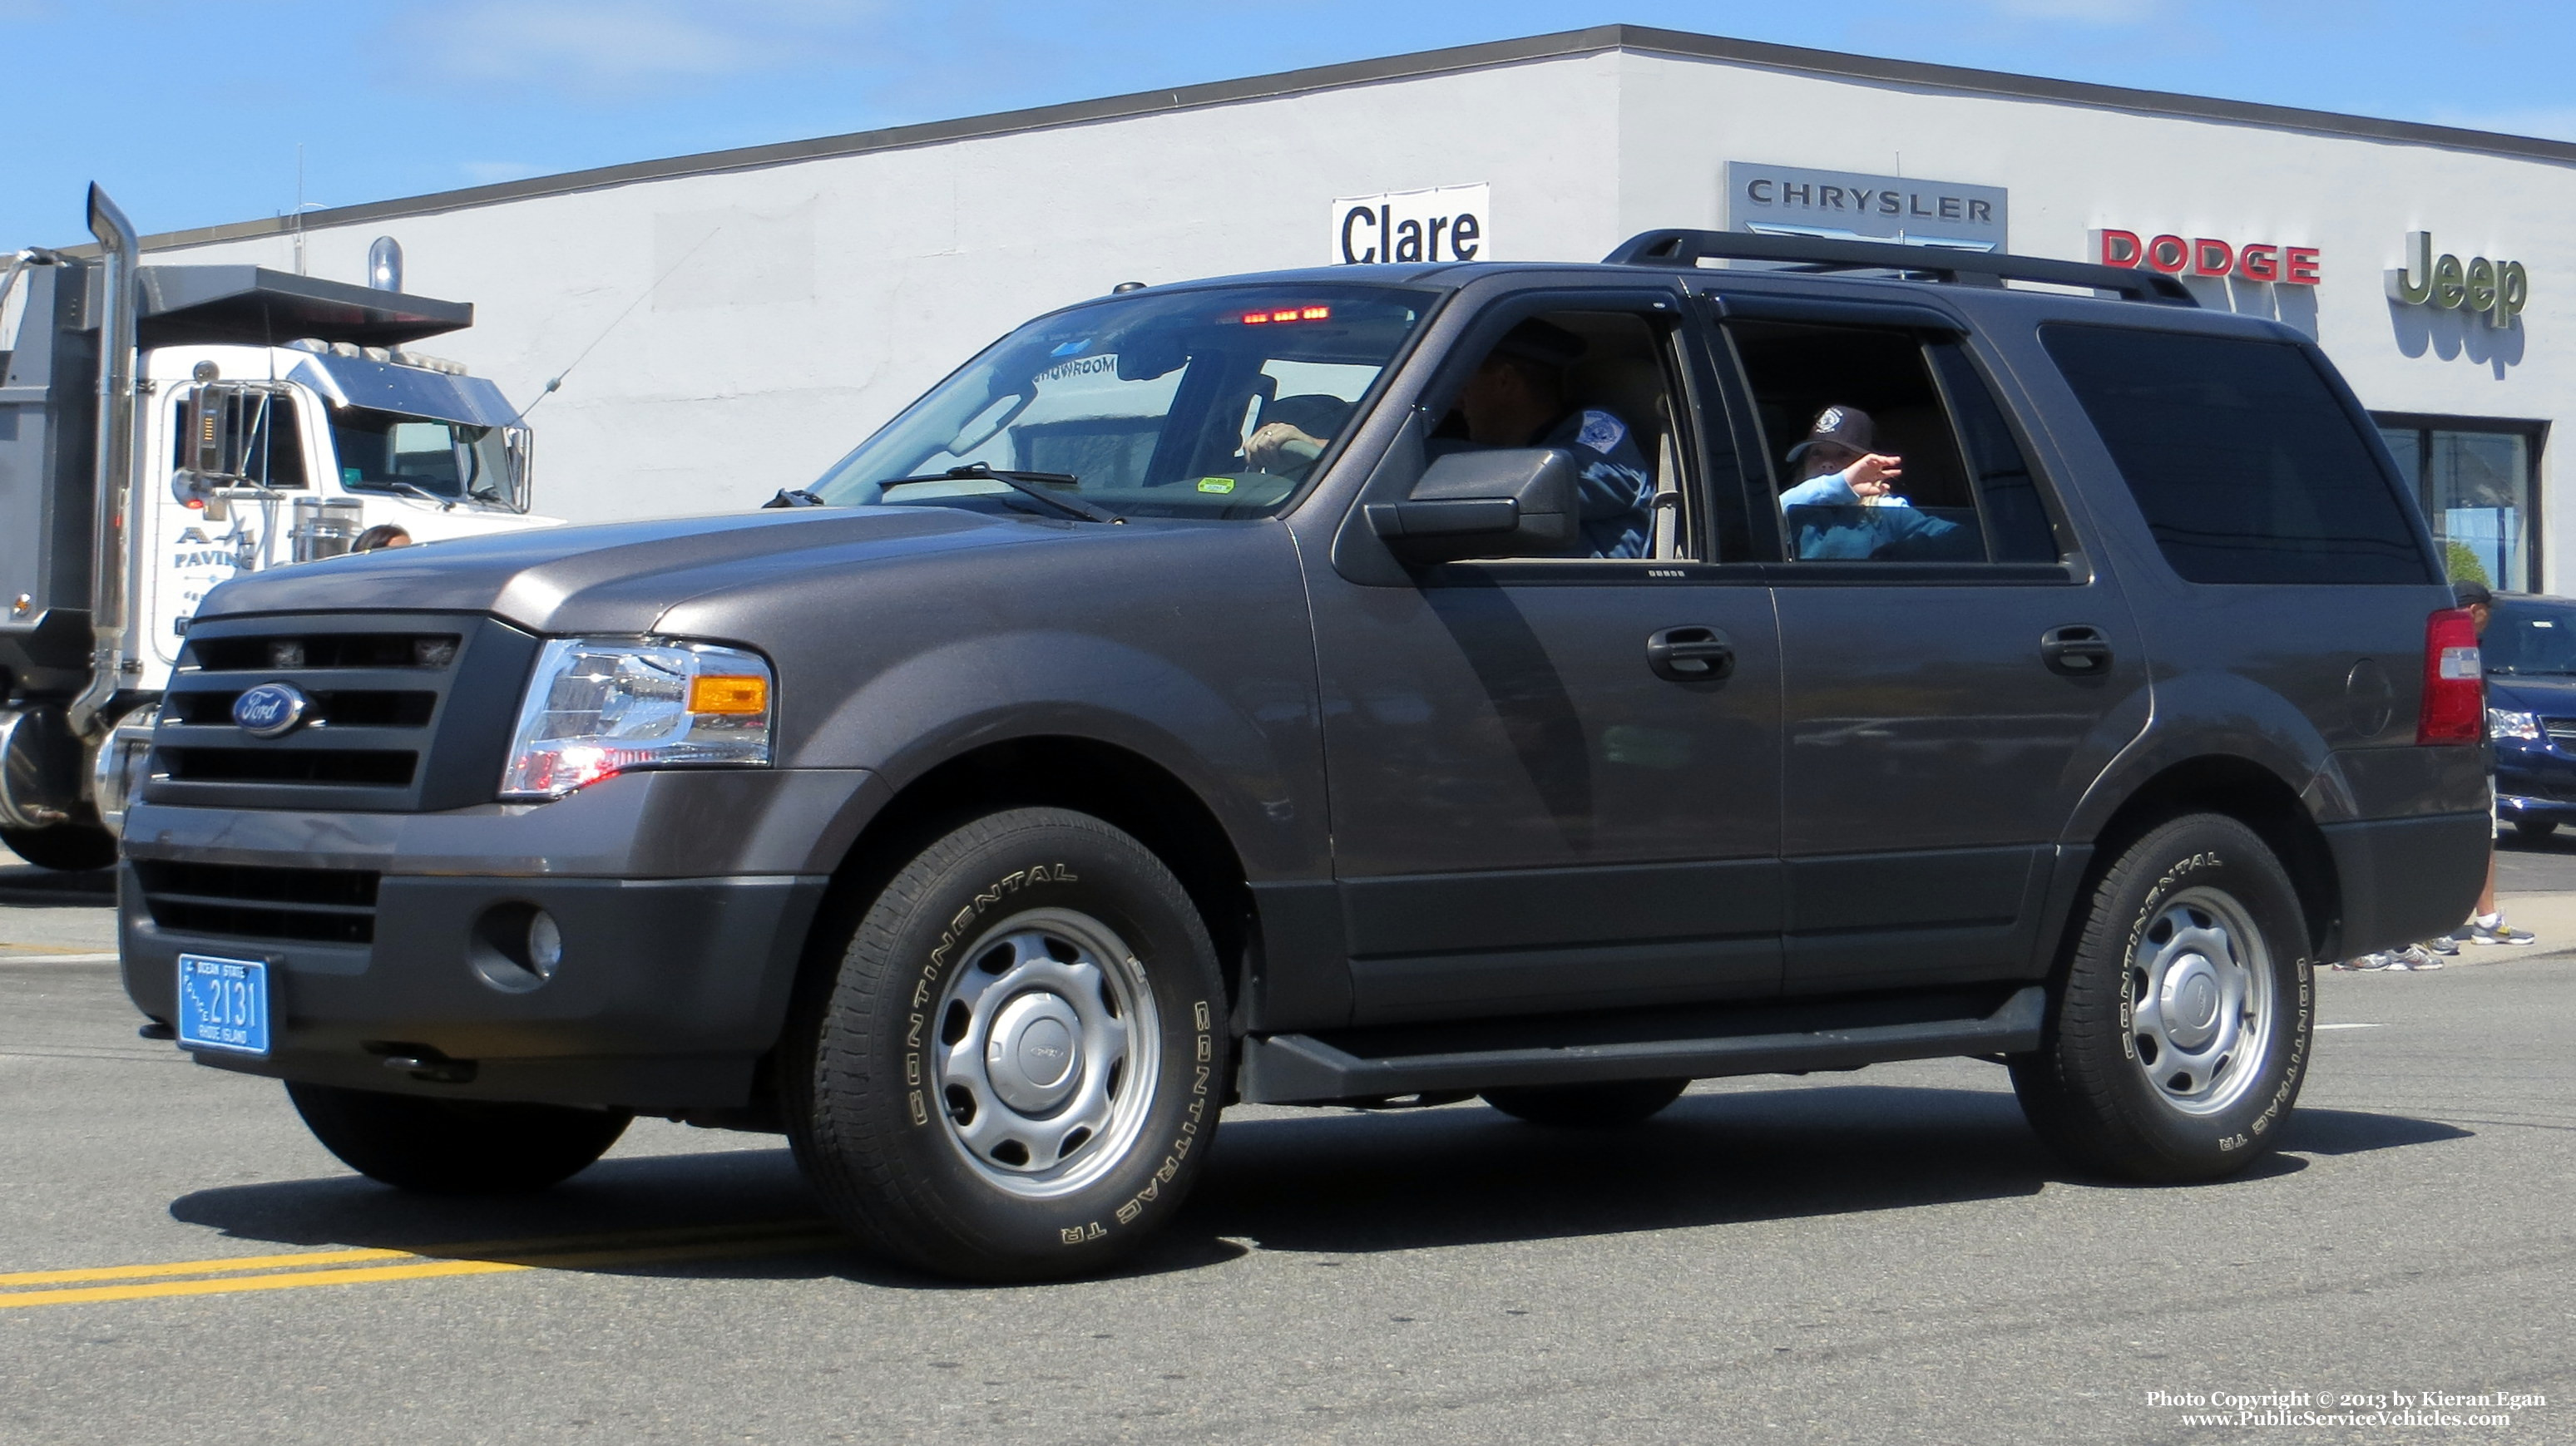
119,231 -> 2491,1280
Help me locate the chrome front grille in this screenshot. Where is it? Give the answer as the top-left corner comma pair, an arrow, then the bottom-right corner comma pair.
143,613 -> 540,813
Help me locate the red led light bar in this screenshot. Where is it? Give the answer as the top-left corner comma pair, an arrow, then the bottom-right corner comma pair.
1239,305 -> 1332,324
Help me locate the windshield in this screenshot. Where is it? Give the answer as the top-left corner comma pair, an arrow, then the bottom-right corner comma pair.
810,284 -> 1437,519
2486,600 -> 2576,676
330,407 -> 517,506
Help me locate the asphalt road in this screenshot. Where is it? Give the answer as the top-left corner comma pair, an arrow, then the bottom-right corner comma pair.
3,846 -> 2574,1444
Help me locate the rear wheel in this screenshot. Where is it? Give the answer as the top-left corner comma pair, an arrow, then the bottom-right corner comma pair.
2010,814 -> 2311,1182
1481,1078 -> 1689,1128
786,807 -> 1229,1281
2514,817 -> 2559,841
1,823 -> 116,872
285,1083 -> 630,1193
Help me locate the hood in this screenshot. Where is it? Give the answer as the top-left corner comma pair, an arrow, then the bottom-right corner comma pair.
2487,674 -> 2576,716
195,506 -> 1044,635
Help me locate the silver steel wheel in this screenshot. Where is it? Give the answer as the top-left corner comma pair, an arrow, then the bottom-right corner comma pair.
928,907 -> 1161,1199
2128,886 -> 2276,1115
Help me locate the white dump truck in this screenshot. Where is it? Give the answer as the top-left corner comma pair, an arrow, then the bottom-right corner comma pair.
0,186 -> 560,869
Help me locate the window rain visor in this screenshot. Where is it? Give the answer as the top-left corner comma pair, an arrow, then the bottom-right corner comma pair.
502,639 -> 774,800
810,284 -> 1436,519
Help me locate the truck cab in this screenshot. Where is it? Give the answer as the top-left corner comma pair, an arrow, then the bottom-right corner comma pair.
0,188 -> 557,871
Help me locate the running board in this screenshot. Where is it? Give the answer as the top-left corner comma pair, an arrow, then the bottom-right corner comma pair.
1236,985 -> 2046,1105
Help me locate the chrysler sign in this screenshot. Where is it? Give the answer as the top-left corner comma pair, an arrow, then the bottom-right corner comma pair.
1725,162 -> 2008,250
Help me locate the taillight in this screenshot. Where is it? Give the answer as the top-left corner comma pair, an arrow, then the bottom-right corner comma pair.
2418,607 -> 2483,744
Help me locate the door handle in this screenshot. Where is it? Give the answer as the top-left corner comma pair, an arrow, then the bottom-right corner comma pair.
2040,624 -> 2113,676
1647,625 -> 1735,682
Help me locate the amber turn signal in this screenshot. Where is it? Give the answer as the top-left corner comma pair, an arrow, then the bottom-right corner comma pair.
689,674 -> 769,715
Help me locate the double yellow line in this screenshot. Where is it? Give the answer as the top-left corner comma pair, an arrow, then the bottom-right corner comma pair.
0,1219 -> 847,1310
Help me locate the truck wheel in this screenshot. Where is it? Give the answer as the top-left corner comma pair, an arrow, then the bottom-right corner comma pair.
2010,814 -> 2311,1183
1481,1078 -> 1688,1127
786,807 -> 1228,1281
2,823 -> 116,872
285,1082 -> 630,1193
2514,818 -> 2559,841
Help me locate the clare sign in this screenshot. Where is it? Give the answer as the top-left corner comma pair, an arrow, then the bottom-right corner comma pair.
2387,232 -> 2527,328
1331,185 -> 1489,264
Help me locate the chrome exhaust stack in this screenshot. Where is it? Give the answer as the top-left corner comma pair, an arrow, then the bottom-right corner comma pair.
68,183 -> 140,738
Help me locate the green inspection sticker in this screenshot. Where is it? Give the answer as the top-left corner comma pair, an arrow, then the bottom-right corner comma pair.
1196,477 -> 1237,494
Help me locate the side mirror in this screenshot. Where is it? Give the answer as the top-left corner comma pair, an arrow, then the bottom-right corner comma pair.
181,382 -> 275,486
1366,447 -> 1579,564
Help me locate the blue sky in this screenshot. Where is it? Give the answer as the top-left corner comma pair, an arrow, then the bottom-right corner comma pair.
7,0 -> 2576,250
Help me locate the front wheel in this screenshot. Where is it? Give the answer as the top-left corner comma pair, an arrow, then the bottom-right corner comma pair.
285,1083 -> 630,1192
2514,817 -> 2559,841
2010,814 -> 2311,1182
786,807 -> 1229,1281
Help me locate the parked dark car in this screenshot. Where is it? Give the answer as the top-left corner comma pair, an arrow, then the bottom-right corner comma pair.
118,231 -> 2491,1280
2480,592 -> 2576,838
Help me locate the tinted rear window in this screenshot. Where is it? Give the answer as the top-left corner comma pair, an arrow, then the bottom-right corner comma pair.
2041,326 -> 2433,585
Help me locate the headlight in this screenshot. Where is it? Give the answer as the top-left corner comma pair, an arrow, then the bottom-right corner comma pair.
501,638 -> 774,800
2488,708 -> 2541,742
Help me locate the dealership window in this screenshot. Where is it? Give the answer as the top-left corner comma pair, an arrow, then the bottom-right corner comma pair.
2373,414 -> 2545,594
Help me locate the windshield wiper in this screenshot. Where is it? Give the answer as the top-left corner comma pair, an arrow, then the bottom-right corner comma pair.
386,481 -> 454,510
882,465 -> 1123,525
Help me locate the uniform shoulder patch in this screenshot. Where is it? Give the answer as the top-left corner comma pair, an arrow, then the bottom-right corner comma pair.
1575,409 -> 1627,454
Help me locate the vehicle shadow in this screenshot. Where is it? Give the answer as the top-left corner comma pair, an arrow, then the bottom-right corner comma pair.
0,861 -> 116,908
163,1086 -> 2467,1287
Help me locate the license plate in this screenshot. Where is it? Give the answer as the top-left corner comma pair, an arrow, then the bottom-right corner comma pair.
176,954 -> 270,1055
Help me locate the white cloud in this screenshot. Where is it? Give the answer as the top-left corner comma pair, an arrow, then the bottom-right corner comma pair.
1982,0 -> 2167,21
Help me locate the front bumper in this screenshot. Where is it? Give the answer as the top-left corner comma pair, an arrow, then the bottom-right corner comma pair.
117,768 -> 881,1110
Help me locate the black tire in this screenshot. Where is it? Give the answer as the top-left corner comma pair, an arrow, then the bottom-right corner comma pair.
2514,818 -> 2559,841
1481,1078 -> 1688,1128
785,807 -> 1229,1281
286,1082 -> 630,1193
2,823 -> 116,872
2010,814 -> 2311,1182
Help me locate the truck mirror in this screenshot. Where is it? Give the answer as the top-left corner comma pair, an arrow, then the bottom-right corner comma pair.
182,382 -> 277,486
1365,447 -> 1580,564
504,426 -> 534,513
184,386 -> 225,477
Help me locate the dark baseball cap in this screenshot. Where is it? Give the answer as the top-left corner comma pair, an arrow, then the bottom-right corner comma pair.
1487,317 -> 1586,369
1786,404 -> 1876,462
2454,579 -> 2494,608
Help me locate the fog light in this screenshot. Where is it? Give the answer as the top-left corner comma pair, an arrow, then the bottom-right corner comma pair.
527,910 -> 563,980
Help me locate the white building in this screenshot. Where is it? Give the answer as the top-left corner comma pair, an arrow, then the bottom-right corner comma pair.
119,24 -> 2575,591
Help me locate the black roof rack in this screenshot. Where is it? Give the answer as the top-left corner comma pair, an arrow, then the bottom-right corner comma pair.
1604,229 -> 2198,306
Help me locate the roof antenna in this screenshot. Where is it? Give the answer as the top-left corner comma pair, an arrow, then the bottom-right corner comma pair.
516,221 -> 725,421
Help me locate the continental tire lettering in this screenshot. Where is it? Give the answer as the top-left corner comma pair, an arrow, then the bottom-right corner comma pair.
906,1013 -> 924,1050
2252,958 -> 2316,1137
929,862 -> 1079,969
907,1088 -> 928,1126
1108,999 -> 1217,1230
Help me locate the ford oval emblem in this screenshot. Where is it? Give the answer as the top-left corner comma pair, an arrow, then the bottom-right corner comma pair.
232,681 -> 311,738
